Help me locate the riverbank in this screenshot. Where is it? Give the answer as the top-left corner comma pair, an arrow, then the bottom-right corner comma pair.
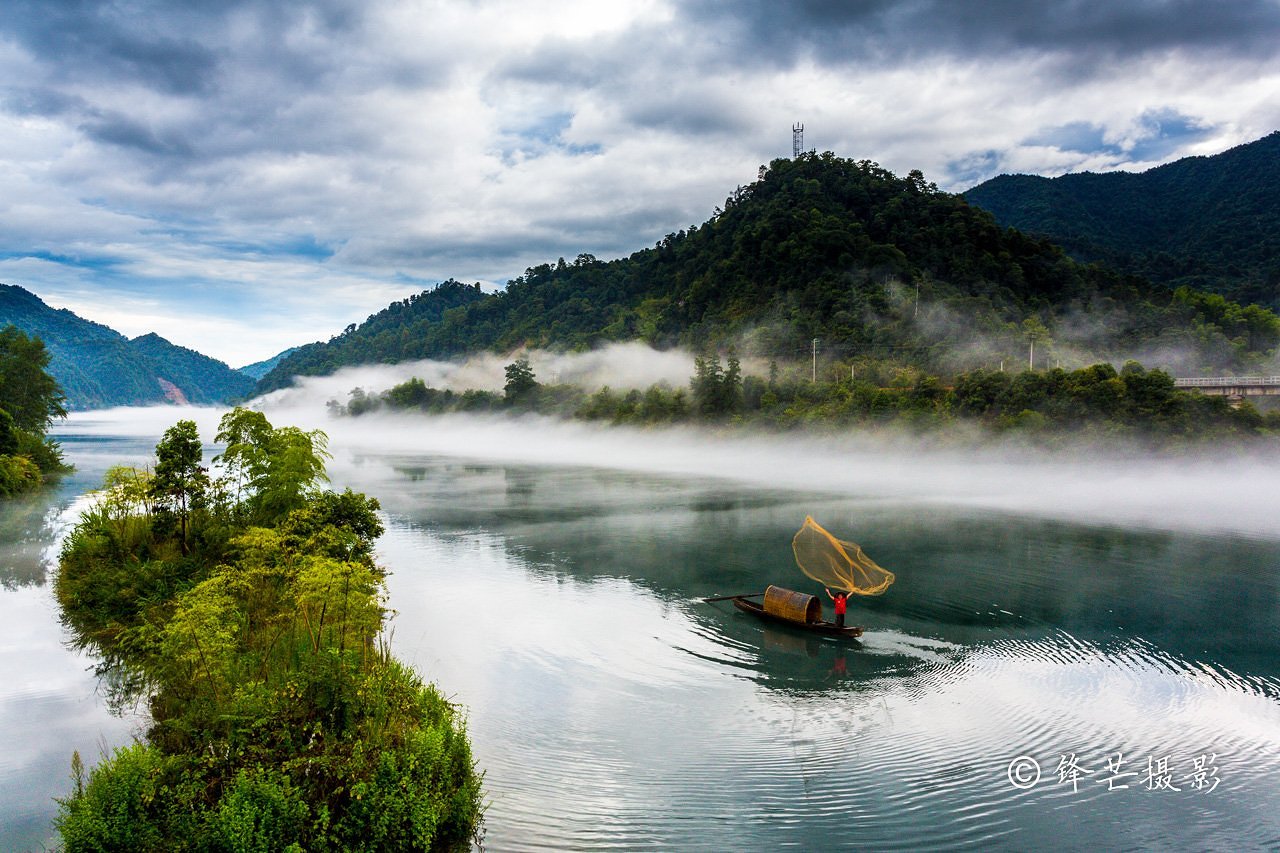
328,359 -> 1280,453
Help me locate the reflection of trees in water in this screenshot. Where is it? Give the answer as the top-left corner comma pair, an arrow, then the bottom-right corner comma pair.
0,490 -> 64,588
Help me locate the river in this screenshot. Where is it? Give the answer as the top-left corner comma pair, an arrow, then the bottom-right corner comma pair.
3,408 -> 1279,850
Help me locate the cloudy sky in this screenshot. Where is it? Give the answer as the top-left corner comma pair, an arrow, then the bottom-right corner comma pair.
2,0 -> 1278,366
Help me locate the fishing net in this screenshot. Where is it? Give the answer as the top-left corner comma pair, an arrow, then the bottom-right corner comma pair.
792,516 -> 895,596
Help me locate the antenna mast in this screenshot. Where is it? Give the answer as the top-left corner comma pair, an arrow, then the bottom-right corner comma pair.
793,123 -> 804,158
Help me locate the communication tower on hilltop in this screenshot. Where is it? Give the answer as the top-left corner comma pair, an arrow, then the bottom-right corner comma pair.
793,123 -> 804,158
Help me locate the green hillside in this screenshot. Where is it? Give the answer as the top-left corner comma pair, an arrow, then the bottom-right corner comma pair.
127,333 -> 256,403
257,152 -> 1280,394
0,284 -> 255,409
964,131 -> 1280,308
236,346 -> 299,380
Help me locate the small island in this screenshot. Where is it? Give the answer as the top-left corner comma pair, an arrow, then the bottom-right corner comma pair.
54,409 -> 483,851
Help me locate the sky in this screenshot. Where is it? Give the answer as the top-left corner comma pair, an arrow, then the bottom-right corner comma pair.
1,0 -> 1278,367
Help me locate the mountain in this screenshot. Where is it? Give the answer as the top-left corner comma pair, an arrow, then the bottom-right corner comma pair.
237,347 -> 300,380
0,284 -> 256,409
127,333 -> 256,404
256,151 -> 1280,394
963,131 -> 1280,308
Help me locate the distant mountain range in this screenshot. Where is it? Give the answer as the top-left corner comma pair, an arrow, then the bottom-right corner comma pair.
964,131 -> 1280,308
237,347 -> 300,380
0,284 -> 255,410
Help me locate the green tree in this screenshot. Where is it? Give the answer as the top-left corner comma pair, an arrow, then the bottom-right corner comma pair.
0,325 -> 67,432
1021,317 -> 1051,371
0,408 -> 17,456
215,408 -> 330,524
691,352 -> 725,417
504,357 -> 539,405
691,350 -> 742,417
150,420 -> 209,555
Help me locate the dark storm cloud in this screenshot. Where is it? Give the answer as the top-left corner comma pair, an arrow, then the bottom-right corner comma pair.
3,0 -> 222,94
680,0 -> 1280,66
0,0 -> 373,96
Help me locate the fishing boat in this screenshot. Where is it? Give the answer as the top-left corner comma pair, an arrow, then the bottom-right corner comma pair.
729,585 -> 863,638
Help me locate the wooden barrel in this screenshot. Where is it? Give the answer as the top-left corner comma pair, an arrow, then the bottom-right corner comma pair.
763,585 -> 821,624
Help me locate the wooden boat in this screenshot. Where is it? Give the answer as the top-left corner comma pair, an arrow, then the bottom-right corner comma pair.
730,586 -> 863,638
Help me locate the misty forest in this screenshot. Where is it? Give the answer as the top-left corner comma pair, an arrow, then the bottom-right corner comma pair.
297,150 -> 1280,448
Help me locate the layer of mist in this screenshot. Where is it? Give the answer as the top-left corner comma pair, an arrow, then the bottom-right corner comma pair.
913,296 -> 1255,377
256,343 -> 714,410
59,401 -> 1280,541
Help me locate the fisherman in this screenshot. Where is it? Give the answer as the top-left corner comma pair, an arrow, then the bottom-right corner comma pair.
825,587 -> 848,627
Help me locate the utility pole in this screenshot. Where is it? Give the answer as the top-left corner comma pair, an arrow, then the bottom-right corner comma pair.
812,338 -> 819,382
914,282 -> 919,320
1029,340 -> 1034,371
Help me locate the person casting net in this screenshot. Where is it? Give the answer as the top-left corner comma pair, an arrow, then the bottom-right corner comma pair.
792,516 -> 895,596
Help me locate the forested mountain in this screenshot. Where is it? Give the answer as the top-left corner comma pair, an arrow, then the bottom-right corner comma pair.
127,332 -> 256,404
0,284 -> 255,409
236,347 -> 300,380
257,152 -> 1280,394
964,131 -> 1280,308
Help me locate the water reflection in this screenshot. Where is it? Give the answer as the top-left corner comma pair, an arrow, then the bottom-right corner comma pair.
334,452 -> 1280,851
0,492 -> 62,588
4,428 -> 1278,851
0,433 -> 155,851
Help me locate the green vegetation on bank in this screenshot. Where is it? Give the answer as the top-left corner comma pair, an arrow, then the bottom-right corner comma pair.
54,409 -> 483,851
258,151 -> 1280,395
332,355 -> 1280,449
0,324 -> 69,495
965,130 -> 1280,309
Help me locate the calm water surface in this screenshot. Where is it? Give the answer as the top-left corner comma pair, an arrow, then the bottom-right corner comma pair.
2,416 -> 1278,850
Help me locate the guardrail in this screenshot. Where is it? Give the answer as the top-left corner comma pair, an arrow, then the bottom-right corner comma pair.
1173,376 -> 1280,387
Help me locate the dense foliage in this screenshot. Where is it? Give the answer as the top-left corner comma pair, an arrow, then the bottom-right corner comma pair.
257,151 -> 1280,395
0,324 -> 69,495
0,284 -> 255,409
965,131 -> 1280,309
54,411 -> 483,851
